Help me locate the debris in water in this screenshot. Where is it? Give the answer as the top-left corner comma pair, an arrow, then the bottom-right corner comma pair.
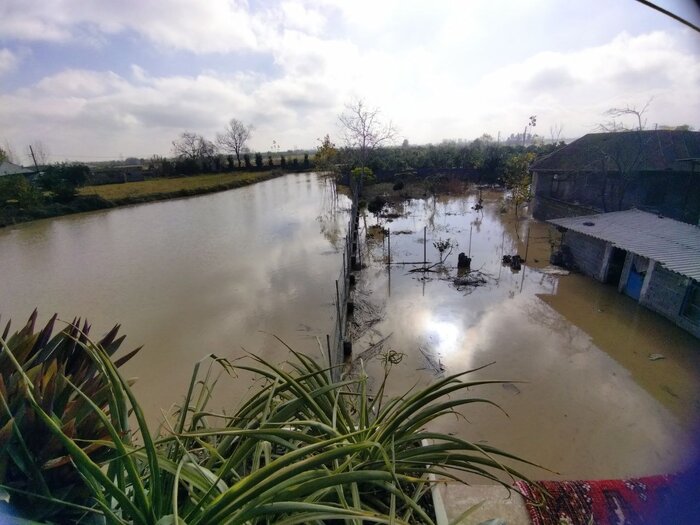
502,382 -> 521,395
538,265 -> 570,276
418,346 -> 445,376
502,254 -> 522,271
648,353 -> 665,361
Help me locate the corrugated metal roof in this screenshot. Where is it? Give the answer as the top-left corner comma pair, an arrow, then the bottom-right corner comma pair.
0,161 -> 33,177
549,209 -> 700,282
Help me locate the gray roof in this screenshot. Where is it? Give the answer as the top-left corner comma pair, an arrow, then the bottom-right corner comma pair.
549,209 -> 700,282
531,130 -> 700,173
0,161 -> 33,177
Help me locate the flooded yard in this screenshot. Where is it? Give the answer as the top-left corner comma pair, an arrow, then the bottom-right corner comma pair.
350,189 -> 700,481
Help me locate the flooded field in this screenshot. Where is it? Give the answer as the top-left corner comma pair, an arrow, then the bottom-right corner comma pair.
0,173 -> 349,423
350,189 -> 700,481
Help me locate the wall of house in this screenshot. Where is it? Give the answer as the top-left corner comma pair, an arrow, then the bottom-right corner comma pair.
561,231 -> 607,279
641,267 -> 700,339
531,170 -> 700,225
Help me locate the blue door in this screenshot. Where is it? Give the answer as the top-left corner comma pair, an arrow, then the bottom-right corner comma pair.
625,266 -> 644,300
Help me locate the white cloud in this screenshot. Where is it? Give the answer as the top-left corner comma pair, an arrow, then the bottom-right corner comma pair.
0,48 -> 19,76
0,0 -> 262,53
0,0 -> 698,159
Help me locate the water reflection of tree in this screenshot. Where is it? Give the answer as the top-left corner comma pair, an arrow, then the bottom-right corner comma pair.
316,177 -> 346,249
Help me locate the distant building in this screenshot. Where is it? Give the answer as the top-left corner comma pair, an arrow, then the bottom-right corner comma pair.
549,209 -> 700,338
0,160 -> 34,178
531,130 -> 700,225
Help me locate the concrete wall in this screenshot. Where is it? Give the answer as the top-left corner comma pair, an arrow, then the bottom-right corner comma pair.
561,231 -> 607,279
641,267 -> 700,339
532,196 -> 597,221
531,170 -> 700,225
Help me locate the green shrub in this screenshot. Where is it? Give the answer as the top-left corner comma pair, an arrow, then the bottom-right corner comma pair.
0,317 -> 538,524
0,311 -> 139,523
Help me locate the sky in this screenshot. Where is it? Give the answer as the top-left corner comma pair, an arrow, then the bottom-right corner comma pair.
0,0 -> 699,162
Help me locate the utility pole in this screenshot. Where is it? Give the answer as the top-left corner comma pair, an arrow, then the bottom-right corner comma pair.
29,145 -> 40,172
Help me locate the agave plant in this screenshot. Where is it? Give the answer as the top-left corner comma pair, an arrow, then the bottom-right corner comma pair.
0,311 -> 140,523
1,316 -> 539,524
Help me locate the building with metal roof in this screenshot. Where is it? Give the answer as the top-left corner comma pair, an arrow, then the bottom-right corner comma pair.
531,130 -> 700,226
0,160 -> 34,177
549,209 -> 700,338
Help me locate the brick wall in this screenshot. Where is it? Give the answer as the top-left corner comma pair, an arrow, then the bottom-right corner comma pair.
642,267 -> 700,338
562,231 -> 607,279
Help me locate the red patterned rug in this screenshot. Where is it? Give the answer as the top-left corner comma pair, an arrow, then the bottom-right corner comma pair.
514,475 -> 676,525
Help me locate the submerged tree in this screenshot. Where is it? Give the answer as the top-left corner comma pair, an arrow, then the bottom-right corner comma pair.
339,99 -> 396,191
217,118 -> 252,168
503,152 -> 536,218
314,134 -> 338,173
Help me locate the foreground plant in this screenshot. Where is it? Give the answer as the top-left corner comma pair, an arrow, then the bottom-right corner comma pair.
0,311 -> 139,523
0,314 -> 538,524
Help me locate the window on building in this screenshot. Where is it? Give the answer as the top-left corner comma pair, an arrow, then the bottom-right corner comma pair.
682,282 -> 700,324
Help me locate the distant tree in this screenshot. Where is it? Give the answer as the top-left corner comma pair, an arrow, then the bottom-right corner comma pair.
303,153 -> 310,169
292,158 -> 299,169
401,138 -> 409,148
40,163 -> 90,203
27,141 -> 50,167
338,99 -> 396,185
172,132 -> 216,164
254,152 -> 263,168
503,152 -> 536,218
243,153 -> 252,169
217,119 -> 252,168
267,155 -> 274,167
549,123 -> 564,143
0,175 -> 43,208
597,98 -> 652,132
226,155 -> 234,170
280,155 -> 287,168
314,134 -> 338,173
0,142 -> 18,164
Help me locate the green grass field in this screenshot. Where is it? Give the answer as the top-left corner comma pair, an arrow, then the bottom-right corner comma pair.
80,172 -> 278,201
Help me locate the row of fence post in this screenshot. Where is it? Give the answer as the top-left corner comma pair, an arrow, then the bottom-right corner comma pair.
327,178 -> 361,381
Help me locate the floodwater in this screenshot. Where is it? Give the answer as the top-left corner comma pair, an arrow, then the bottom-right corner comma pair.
352,190 -> 700,481
0,173 -> 350,423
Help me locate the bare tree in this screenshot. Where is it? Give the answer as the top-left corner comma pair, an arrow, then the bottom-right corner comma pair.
338,99 -> 396,175
172,131 -> 216,161
1,140 -> 18,164
217,119 -> 252,168
549,123 -> 564,143
27,141 -> 50,167
597,98 -> 653,132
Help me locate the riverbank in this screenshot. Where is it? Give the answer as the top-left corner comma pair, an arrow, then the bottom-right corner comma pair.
0,170 -> 292,228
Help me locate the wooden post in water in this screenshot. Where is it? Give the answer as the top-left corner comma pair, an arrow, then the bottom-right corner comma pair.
524,226 -> 531,262
468,225 -> 473,258
387,228 -> 391,265
335,280 -> 342,338
423,226 -> 427,266
326,333 -> 332,371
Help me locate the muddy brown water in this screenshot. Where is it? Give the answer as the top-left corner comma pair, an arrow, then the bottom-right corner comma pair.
0,173 -> 350,423
1,179 -> 698,482
352,190 -> 700,481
